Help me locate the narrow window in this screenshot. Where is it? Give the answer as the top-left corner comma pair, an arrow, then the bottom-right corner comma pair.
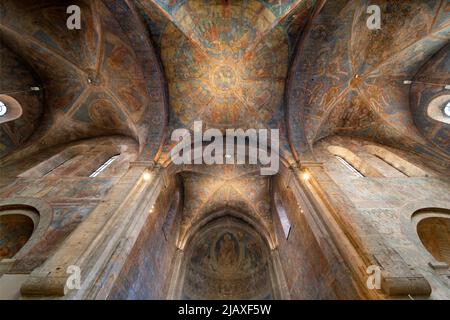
335,155 -> 364,177
89,155 -> 119,178
275,193 -> 291,239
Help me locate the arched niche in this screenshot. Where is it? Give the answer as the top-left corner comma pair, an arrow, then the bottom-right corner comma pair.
0,198 -> 52,265
0,207 -> 38,260
0,214 -> 34,260
417,216 -> 450,265
179,215 -> 276,300
400,204 -> 450,271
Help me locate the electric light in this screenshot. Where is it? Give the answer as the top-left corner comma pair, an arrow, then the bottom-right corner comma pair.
302,171 -> 310,181
143,172 -> 151,181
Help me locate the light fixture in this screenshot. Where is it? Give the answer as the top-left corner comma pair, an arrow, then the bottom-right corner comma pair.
225,154 -> 232,159
0,101 -> 7,117
444,102 -> 450,117
30,86 -> 40,91
143,172 -> 151,181
302,171 -> 310,181
403,80 -> 413,85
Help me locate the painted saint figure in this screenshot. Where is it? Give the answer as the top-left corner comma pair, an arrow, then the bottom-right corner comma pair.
217,233 -> 238,268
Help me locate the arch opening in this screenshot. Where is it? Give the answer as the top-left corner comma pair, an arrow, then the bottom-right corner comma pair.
180,215 -> 276,300
0,212 -> 35,260
417,216 -> 450,265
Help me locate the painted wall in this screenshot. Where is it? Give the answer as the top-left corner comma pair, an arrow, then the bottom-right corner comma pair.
314,135 -> 450,299
181,216 -> 274,300
0,137 -> 137,272
0,214 -> 34,259
273,169 -> 361,299
108,177 -> 182,299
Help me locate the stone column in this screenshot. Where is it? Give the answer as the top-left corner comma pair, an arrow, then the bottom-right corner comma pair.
166,248 -> 185,300
20,161 -> 166,299
270,249 -> 290,300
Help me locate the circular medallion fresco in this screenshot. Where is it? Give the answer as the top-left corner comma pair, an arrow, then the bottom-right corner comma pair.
161,1 -> 289,129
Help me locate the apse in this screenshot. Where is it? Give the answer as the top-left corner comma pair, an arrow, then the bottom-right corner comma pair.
181,216 -> 275,300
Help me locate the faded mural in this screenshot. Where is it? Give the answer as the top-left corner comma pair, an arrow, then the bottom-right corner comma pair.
182,217 -> 273,300
0,214 -> 34,260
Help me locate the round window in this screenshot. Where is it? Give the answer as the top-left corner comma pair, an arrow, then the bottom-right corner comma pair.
443,101 -> 450,117
0,101 -> 7,117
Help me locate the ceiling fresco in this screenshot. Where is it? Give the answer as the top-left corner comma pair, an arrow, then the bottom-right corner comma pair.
137,0 -> 316,163
0,1 -> 449,239
286,0 -> 450,162
0,0 -> 166,163
0,0 -> 448,165
176,164 -> 273,248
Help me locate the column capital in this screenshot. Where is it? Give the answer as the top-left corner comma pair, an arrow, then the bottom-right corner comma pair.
129,160 -> 160,170
299,161 -> 324,169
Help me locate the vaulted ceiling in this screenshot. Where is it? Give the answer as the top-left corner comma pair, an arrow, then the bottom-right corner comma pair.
0,0 -> 166,164
1,0 -> 448,234
174,164 -> 274,248
0,0 -> 449,170
287,0 -> 450,162
0,44 -> 43,158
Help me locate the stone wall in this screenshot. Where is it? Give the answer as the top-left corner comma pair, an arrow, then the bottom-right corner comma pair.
272,169 -> 361,299
313,135 -> 450,299
108,177 -> 182,299
0,137 -> 137,273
